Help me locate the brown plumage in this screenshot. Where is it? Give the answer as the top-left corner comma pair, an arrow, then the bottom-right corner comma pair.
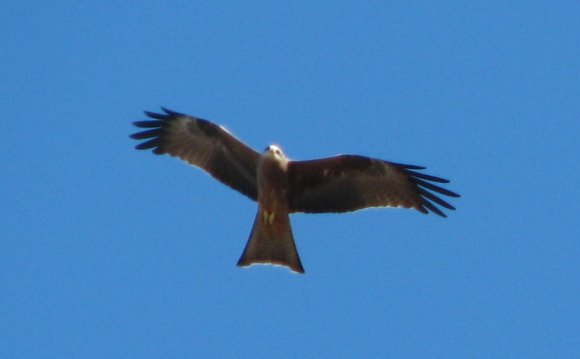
131,108 -> 460,273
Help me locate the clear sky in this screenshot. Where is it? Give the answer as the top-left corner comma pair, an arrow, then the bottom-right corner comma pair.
2,1 -> 579,358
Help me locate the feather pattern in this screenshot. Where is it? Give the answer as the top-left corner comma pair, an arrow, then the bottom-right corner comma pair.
130,108 -> 260,201
287,156 -> 460,217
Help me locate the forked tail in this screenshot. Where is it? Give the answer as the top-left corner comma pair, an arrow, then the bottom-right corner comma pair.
237,210 -> 304,273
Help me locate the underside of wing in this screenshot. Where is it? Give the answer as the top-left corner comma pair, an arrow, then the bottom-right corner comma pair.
130,107 -> 260,201
287,155 -> 460,217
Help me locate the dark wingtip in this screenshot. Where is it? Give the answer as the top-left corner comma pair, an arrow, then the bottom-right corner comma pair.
134,138 -> 160,150
439,187 -> 461,198
413,178 -> 459,198
419,188 -> 456,210
144,111 -> 167,120
161,107 -> 185,117
421,200 -> 447,218
391,162 -> 426,170
130,129 -> 162,140
416,205 -> 429,215
405,169 -> 451,183
395,163 -> 460,217
133,120 -> 162,128
131,109 -> 172,152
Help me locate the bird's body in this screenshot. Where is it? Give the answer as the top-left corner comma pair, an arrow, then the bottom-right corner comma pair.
238,145 -> 304,272
131,108 -> 460,273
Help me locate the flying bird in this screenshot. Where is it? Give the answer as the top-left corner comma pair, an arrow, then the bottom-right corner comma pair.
131,108 -> 460,273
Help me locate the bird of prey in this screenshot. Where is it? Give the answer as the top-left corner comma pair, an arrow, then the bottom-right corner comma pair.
131,108 -> 460,273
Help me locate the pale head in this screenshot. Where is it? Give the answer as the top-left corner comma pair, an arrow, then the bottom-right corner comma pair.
264,145 -> 286,159
262,144 -> 289,168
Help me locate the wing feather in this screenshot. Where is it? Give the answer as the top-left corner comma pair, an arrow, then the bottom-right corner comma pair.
287,155 -> 459,217
130,108 -> 260,201
418,188 -> 456,210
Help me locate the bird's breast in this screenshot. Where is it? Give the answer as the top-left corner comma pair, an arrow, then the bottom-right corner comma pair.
257,158 -> 290,215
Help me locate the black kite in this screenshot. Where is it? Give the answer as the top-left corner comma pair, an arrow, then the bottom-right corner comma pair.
131,108 -> 460,273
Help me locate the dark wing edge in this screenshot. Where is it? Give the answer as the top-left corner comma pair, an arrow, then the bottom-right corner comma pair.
390,162 -> 460,218
287,156 -> 460,217
130,107 -> 260,201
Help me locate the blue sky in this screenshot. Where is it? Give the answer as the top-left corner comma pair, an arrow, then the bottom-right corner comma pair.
2,1 -> 579,357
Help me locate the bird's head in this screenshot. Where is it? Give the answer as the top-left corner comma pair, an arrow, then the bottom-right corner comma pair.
264,145 -> 285,158
263,145 -> 289,168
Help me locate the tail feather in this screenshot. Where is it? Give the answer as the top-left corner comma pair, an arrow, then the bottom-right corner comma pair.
237,211 -> 304,273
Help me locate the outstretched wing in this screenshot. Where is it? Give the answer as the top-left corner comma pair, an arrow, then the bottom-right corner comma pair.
130,108 -> 260,201
287,155 -> 460,217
